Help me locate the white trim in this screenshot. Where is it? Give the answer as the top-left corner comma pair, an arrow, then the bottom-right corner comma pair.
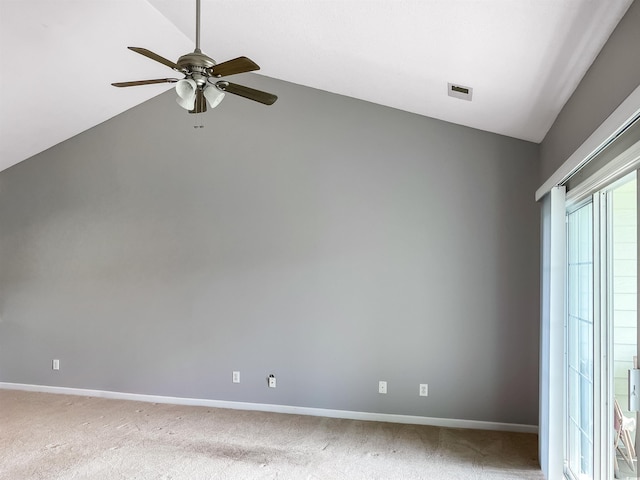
564,139 -> 640,206
538,186 -> 567,479
536,84 -> 640,202
550,186 -> 567,480
0,382 -> 538,434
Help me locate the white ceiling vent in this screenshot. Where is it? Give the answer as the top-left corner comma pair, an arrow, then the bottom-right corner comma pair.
448,83 -> 473,101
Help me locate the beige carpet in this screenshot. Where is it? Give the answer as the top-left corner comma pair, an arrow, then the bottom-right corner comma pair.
0,390 -> 543,480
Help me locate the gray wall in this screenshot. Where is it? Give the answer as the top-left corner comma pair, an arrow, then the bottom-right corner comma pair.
0,74 -> 540,425
540,0 -> 640,182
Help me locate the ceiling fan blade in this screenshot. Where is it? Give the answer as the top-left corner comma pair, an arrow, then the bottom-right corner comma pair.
111,78 -> 178,87
217,82 -> 277,105
210,57 -> 260,77
128,47 -> 181,71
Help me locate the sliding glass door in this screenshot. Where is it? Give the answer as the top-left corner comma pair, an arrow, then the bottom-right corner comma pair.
608,175 -> 637,479
567,201 -> 595,479
565,171 -> 638,480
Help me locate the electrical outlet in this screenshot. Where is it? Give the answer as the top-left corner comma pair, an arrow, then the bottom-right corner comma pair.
232,371 -> 240,383
378,381 -> 387,394
419,384 -> 428,397
52,359 -> 60,371
268,375 -> 276,388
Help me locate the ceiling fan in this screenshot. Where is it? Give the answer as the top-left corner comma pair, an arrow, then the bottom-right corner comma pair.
112,0 -> 277,113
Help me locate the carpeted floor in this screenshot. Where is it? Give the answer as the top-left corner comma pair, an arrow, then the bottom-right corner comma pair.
0,390 -> 543,480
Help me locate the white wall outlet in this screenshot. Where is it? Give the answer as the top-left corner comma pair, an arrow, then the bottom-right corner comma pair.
232,371 -> 240,383
52,359 -> 60,370
378,381 -> 387,394
419,384 -> 428,397
268,374 -> 276,388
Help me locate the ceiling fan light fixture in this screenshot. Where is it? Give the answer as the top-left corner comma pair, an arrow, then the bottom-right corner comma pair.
176,78 -> 198,110
203,84 -> 225,108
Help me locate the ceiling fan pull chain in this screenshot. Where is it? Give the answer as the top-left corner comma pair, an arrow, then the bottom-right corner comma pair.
193,102 -> 204,128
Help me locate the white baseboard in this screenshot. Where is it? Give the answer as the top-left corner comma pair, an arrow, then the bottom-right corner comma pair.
0,382 -> 538,434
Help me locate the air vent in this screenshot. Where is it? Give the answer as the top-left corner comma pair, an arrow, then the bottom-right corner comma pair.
448,83 -> 473,101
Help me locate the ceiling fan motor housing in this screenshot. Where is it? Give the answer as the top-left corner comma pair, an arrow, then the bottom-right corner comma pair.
177,51 -> 218,81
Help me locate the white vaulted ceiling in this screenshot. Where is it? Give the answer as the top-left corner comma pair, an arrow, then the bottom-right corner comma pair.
0,0 -> 633,172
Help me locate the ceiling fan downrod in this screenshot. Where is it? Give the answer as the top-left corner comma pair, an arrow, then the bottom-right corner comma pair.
195,0 -> 201,53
